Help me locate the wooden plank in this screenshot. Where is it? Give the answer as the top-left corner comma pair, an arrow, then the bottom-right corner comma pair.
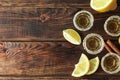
0,42 -> 119,78
0,7 -> 119,41
0,0 -> 119,80
0,8 -> 77,41
0,42 -> 82,75
0,77 -> 118,80
0,77 -> 109,80
0,0 -> 90,8
0,0 -> 89,4
0,0 -> 119,8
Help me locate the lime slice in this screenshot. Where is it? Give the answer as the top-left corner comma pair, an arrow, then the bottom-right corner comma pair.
72,54 -> 90,77
63,29 -> 81,45
87,57 -> 99,75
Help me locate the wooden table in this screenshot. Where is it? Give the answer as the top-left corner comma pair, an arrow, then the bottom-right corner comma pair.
0,0 -> 119,80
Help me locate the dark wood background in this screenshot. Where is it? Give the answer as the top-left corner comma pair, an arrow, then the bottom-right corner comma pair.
0,0 -> 119,80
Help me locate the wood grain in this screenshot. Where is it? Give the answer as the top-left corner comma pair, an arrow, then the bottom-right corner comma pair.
0,0 -> 90,8
0,7 -> 119,41
0,0 -> 119,40
0,77 -> 110,80
0,0 -> 119,80
0,0 -> 118,8
0,42 -> 118,79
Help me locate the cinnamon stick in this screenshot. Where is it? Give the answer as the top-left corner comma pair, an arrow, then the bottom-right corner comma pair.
104,42 -> 112,53
106,40 -> 120,55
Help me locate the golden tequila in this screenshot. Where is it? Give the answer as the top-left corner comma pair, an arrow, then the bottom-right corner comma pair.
83,33 -> 104,55
86,36 -> 101,51
107,20 -> 120,34
104,15 -> 120,37
76,13 -> 90,29
101,53 -> 120,74
104,55 -> 119,71
73,10 -> 94,31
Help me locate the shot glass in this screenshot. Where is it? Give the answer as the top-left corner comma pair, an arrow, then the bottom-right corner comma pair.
104,15 -> 120,37
101,53 -> 120,74
73,10 -> 94,31
83,33 -> 104,55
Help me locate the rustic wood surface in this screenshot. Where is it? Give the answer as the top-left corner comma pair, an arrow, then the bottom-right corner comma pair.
0,0 -> 119,80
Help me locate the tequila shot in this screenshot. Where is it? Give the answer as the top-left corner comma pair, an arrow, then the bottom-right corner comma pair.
83,33 -> 104,55
101,53 -> 120,74
73,10 -> 94,31
104,15 -> 120,37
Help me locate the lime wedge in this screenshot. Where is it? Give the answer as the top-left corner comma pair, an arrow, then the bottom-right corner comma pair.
87,57 -> 99,75
90,0 -> 117,12
72,54 -> 90,77
63,29 -> 81,45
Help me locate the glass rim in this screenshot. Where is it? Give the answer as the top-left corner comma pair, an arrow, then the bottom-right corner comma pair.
83,33 -> 104,55
104,15 -> 120,37
101,53 -> 120,74
73,10 -> 94,31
